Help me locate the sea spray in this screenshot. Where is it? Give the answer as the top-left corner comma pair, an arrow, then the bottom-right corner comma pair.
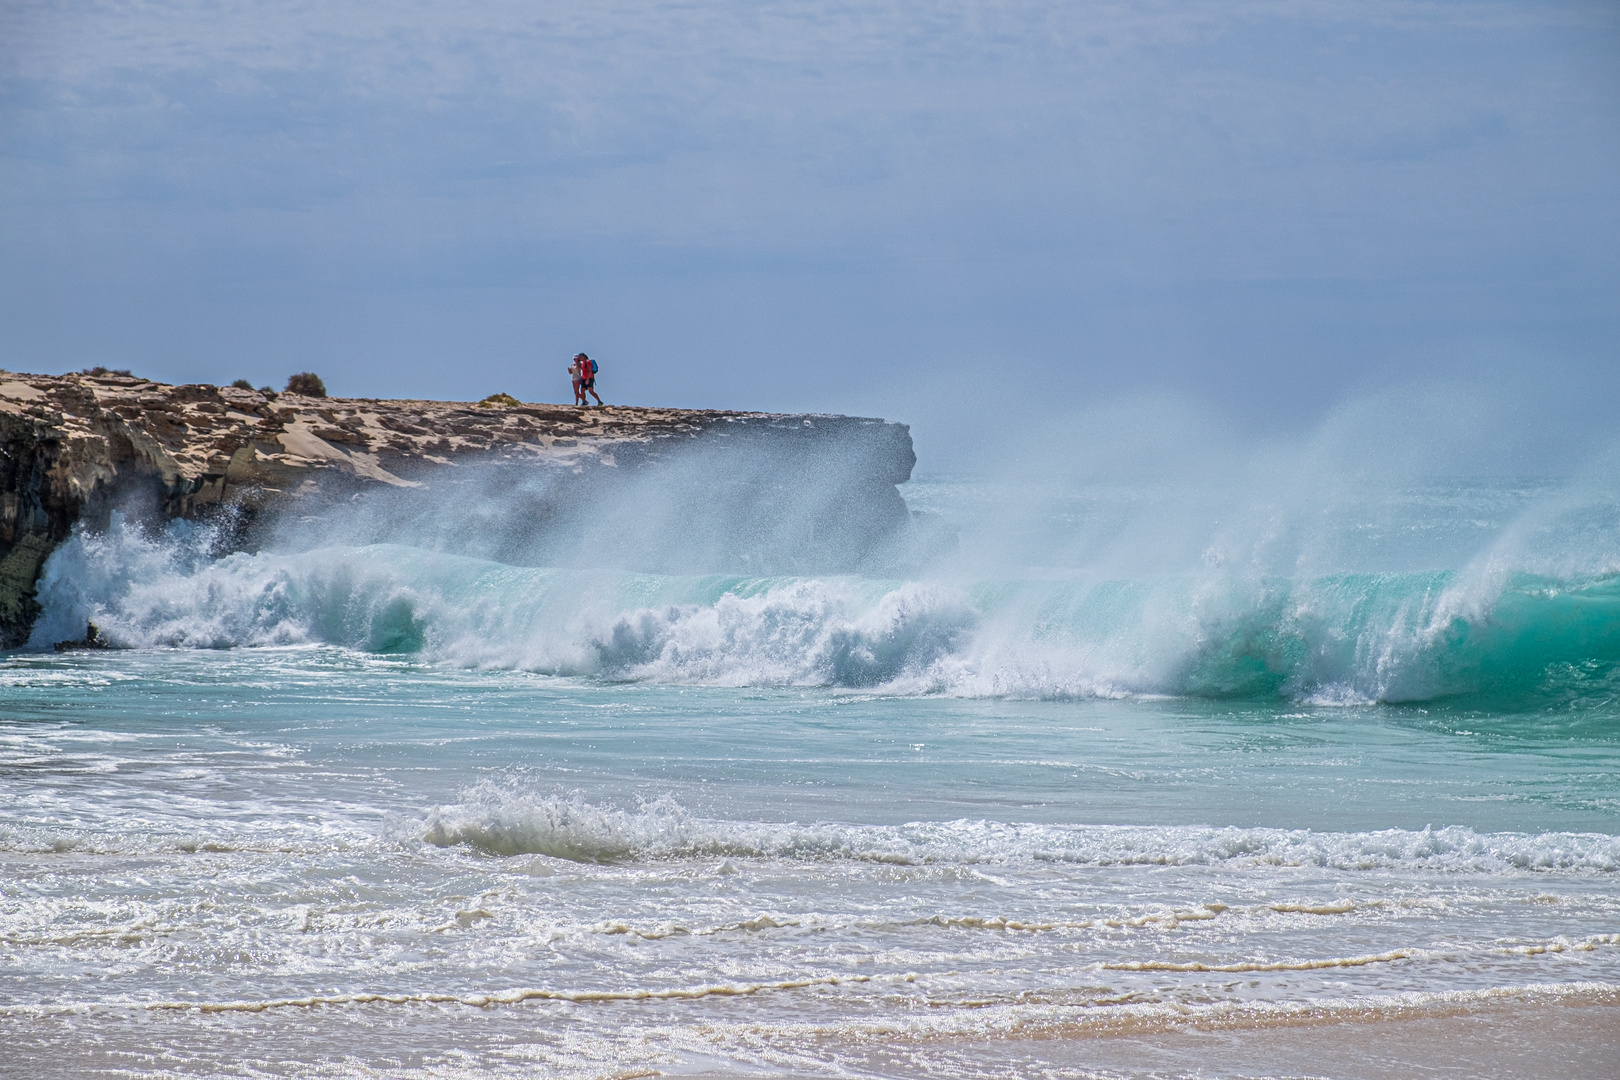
27,517 -> 431,653
26,515 -> 1620,705
27,522 -> 976,684
10,419 -> 1620,1079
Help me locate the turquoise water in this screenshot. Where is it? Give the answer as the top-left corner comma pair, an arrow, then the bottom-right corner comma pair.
3,475 -> 1618,1077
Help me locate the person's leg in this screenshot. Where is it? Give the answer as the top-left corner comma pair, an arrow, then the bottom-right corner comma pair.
572,378 -> 583,404
587,379 -> 603,405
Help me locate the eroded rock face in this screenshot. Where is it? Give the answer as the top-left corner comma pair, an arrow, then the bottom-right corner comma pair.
0,372 -> 918,647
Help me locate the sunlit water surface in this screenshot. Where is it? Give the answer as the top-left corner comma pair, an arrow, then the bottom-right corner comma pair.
3,475 -> 1618,1078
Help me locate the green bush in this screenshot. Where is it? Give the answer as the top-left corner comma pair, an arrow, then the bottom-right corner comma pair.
285,372 -> 327,397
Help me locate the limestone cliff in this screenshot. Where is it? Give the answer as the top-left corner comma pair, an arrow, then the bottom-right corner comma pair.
0,371 -> 919,648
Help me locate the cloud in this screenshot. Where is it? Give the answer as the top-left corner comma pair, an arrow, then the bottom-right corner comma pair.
0,0 -> 1615,421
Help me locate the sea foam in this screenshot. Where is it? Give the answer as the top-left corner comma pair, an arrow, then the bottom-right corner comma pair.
419,790 -> 1620,873
27,515 -> 1620,705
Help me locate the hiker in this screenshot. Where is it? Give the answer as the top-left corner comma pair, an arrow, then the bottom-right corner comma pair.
568,355 -> 585,404
577,353 -> 603,406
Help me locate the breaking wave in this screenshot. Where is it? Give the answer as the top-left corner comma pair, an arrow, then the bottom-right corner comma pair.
419,789 -> 1620,872
25,516 -> 1620,705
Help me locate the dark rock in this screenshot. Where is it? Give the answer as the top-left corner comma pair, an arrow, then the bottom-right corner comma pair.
55,621 -> 112,651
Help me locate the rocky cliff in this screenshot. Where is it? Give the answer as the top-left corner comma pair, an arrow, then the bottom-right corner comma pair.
0,370 -> 920,648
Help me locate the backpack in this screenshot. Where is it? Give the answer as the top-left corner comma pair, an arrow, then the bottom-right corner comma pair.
590,359 -> 599,375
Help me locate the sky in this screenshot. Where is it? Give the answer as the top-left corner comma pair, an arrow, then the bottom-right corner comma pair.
1,0 -> 1616,469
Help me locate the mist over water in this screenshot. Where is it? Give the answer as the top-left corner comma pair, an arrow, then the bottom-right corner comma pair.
7,392 -> 1620,1078
29,392 -> 1620,708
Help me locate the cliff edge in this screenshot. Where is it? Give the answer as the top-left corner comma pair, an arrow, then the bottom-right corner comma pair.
0,371 -> 919,648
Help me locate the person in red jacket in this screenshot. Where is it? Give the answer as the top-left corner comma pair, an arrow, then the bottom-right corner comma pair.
577,353 -> 603,406
568,354 -> 586,405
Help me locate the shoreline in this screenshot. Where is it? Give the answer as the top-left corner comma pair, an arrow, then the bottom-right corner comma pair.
9,985 -> 1617,1078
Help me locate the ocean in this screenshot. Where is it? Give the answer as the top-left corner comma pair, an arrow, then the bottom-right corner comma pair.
3,469 -> 1618,1078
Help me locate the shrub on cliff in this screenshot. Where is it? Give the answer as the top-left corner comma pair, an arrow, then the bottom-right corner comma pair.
80,366 -> 133,378
478,392 -> 522,408
285,372 -> 327,397
230,379 -> 255,390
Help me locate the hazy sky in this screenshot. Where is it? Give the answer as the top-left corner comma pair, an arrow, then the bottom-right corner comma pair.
2,0 -> 1616,464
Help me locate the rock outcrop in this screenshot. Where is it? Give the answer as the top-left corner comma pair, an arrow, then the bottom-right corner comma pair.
0,371 -> 921,648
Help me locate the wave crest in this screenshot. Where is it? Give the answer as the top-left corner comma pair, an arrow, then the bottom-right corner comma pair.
419,790 -> 1620,872
27,519 -> 1620,704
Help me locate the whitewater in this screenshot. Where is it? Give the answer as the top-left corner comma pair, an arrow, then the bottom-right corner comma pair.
4,461 -> 1620,1078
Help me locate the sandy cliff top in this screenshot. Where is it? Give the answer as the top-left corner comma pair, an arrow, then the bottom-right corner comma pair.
0,371 -> 905,496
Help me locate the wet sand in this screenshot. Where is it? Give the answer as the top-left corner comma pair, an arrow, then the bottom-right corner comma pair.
9,993 -> 1617,1079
